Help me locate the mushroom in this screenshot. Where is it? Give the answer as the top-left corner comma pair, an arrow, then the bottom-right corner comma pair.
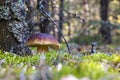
26,33 -> 60,53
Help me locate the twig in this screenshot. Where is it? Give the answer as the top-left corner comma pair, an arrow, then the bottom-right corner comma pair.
38,0 -> 71,54
44,0 -> 85,22
45,12 -> 71,54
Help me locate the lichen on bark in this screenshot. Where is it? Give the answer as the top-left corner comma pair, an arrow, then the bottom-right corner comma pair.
8,21 -> 28,42
0,0 -> 31,56
0,5 -> 11,20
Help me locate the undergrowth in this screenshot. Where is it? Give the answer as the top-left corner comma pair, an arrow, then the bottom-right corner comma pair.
0,49 -> 120,80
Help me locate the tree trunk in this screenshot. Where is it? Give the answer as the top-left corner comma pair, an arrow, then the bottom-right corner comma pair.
38,0 -> 49,33
50,0 -> 56,36
25,0 -> 37,34
99,0 -> 112,44
0,0 -> 31,56
80,0 -> 89,35
58,0 -> 64,42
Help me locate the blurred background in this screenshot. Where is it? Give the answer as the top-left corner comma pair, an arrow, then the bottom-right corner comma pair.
1,0 -> 120,55
31,0 -> 120,46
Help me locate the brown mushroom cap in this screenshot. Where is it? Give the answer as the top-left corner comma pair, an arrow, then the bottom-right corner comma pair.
26,33 -> 60,50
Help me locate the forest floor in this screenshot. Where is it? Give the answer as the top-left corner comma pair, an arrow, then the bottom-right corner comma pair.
0,41 -> 120,80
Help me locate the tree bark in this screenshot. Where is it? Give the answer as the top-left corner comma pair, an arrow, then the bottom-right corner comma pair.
99,0 -> 112,44
25,0 -> 37,34
38,0 -> 49,33
80,0 -> 89,35
50,0 -> 56,36
0,0 -> 31,56
58,0 -> 64,42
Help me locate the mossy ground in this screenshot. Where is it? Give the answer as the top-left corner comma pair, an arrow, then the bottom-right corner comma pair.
0,44 -> 120,80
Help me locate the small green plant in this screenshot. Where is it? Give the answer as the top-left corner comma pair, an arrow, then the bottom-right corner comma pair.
0,49 -> 120,80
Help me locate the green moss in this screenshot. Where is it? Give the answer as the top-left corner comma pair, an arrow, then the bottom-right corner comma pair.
0,50 -> 120,80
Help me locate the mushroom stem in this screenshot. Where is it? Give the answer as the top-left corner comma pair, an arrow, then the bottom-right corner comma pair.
37,46 -> 49,53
